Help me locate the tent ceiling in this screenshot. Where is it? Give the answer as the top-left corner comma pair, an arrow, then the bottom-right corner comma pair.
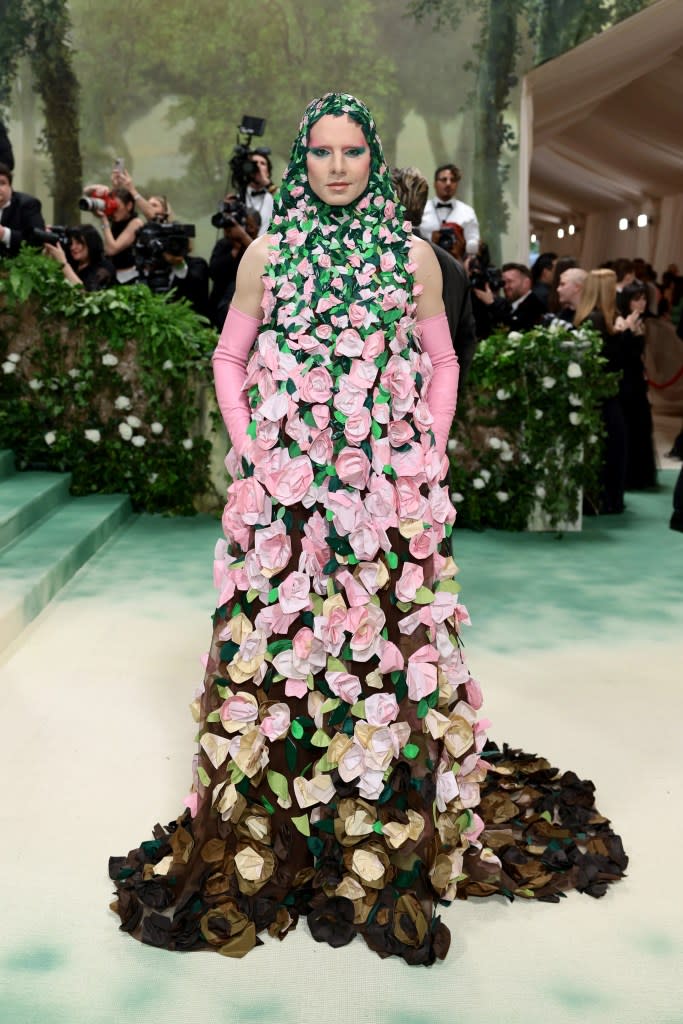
527,1 -> 683,225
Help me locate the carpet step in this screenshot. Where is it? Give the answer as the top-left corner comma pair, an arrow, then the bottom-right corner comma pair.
0,493 -> 132,653
0,471 -> 73,551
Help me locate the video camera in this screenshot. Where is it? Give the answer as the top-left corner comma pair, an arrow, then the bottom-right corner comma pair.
33,225 -> 72,248
133,221 -> 196,294
227,115 -> 270,202
79,187 -> 119,218
210,196 -> 248,231
468,255 -> 503,294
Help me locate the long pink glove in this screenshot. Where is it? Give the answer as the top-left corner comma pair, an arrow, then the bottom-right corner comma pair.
418,312 -> 459,457
212,305 -> 260,458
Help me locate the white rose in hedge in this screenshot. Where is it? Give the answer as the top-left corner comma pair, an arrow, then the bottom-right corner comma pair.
115,395 -> 131,410
588,433 -> 598,443
148,473 -> 158,483
535,484 -> 546,499
84,429 -> 101,443
500,448 -> 513,462
567,362 -> 582,378
507,331 -> 522,341
29,378 -> 44,390
119,422 -> 133,441
569,412 -> 582,425
488,437 -> 502,450
534,409 -> 543,419
496,388 -> 510,400
472,478 -> 485,490
151,422 -> 164,435
126,415 -> 142,428
541,376 -> 555,389
162,359 -> 174,370
447,438 -> 457,452
182,438 -> 194,450
101,353 -> 118,366
451,492 -> 463,503
44,431 -> 57,446
2,361 -> 16,374
68,368 -> 81,378
131,435 -> 146,447
8,352 -> 20,363
480,468 -> 491,482
569,393 -> 583,406
495,491 -> 509,502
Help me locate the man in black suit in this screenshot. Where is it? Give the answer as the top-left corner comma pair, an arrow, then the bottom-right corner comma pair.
391,165 -> 478,389
0,122 -> 14,171
473,261 -> 545,334
0,162 -> 45,258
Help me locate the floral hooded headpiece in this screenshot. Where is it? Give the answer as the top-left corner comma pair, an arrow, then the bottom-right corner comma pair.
260,93 -> 416,338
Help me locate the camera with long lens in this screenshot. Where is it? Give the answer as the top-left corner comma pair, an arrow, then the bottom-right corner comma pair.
225,115 -> 269,202
133,221 -> 196,294
210,196 -> 248,230
33,225 -> 72,248
79,187 -> 119,218
468,256 -> 503,294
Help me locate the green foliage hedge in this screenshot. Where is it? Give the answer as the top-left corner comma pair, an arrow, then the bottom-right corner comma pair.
1,251 -> 618,529
0,248 -> 218,514
449,322 -> 619,530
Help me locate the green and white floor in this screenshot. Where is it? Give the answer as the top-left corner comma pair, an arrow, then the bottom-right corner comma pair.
1,451 -> 681,1024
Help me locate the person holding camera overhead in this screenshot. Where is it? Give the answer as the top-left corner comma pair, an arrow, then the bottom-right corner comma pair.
0,162 -> 45,258
42,224 -> 115,291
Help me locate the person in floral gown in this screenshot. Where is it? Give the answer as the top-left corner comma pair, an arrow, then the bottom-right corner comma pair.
110,94 -> 627,966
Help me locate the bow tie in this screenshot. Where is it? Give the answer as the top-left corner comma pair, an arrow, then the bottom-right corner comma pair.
250,188 -> 267,196
435,201 -> 453,209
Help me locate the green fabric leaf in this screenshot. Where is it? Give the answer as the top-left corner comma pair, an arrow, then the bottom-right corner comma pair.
197,766 -> 210,787
206,710 -> 221,723
413,587 -> 435,605
402,743 -> 419,760
291,719 -> 305,739
267,770 -> 290,802
416,699 -> 429,719
285,737 -> 298,772
310,729 -> 331,747
291,814 -> 310,836
386,551 -> 399,569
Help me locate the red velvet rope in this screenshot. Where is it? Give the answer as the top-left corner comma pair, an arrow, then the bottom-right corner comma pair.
647,365 -> 683,390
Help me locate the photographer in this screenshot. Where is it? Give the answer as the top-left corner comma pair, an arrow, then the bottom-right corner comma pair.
391,165 -> 477,387
83,184 -> 143,283
42,224 -> 115,291
208,196 -> 259,329
419,163 -> 480,259
472,261 -> 545,337
0,162 -> 46,258
245,151 -> 274,235
134,221 -> 209,318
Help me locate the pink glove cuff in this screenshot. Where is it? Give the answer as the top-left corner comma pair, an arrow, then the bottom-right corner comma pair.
417,312 -> 459,458
212,306 -> 261,458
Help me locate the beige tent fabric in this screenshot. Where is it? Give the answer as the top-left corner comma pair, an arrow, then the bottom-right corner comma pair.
521,0 -> 683,269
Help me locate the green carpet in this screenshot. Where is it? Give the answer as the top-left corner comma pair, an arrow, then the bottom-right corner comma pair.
0,471 -> 680,1024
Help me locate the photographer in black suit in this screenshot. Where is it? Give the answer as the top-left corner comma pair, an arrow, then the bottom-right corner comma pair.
0,162 -> 45,258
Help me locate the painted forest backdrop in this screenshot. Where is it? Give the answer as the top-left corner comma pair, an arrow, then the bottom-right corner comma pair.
1,0 -> 650,263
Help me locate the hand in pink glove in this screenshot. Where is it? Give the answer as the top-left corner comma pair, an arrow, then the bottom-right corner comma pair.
212,305 -> 260,459
417,312 -> 460,457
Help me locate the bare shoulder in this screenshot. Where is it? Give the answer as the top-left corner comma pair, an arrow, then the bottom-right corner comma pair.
410,235 -> 441,279
232,235 -> 272,318
238,233 -> 271,277
409,234 -> 444,319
